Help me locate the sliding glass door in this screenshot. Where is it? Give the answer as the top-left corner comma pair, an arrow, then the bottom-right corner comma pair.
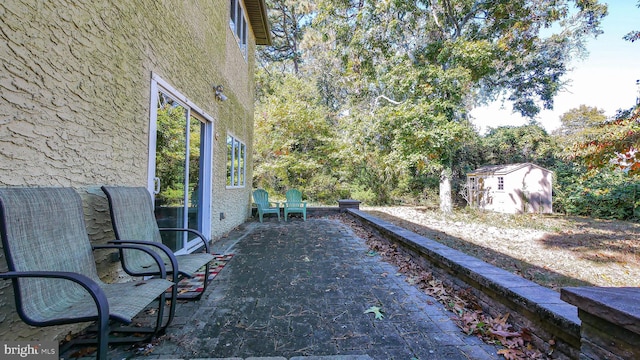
148,75 -> 212,254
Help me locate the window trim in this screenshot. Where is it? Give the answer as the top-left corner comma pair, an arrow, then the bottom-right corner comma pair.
469,176 -> 477,190
497,176 -> 504,191
226,133 -> 246,188
148,73 -> 214,249
229,0 -> 248,60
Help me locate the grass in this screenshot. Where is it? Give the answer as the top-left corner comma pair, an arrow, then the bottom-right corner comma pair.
362,206 -> 640,291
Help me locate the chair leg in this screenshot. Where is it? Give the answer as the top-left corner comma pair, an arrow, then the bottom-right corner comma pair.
96,310 -> 110,360
153,292 -> 168,333
164,281 -> 177,330
201,262 -> 211,295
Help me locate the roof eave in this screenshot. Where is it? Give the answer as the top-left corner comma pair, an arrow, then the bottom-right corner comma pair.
245,0 -> 272,45
467,163 -> 553,176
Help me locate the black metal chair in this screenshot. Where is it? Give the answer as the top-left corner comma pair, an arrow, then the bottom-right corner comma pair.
101,186 -> 214,300
0,187 -> 177,359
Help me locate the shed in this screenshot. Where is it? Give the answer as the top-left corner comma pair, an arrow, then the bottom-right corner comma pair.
466,163 -> 553,214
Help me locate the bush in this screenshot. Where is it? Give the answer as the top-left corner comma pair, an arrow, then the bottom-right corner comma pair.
555,168 -> 639,221
349,186 -> 378,205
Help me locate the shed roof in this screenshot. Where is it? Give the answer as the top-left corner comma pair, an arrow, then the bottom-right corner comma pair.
467,163 -> 552,176
245,0 -> 272,45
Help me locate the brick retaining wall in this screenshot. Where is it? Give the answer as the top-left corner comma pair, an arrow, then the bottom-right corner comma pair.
346,209 -> 581,359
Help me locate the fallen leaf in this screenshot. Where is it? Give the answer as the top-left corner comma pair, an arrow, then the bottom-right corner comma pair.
70,347 -> 97,358
364,306 -> 384,320
497,348 -> 525,360
490,329 -> 521,338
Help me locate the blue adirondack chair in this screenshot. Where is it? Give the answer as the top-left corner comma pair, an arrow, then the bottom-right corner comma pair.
253,189 -> 280,222
284,189 -> 307,221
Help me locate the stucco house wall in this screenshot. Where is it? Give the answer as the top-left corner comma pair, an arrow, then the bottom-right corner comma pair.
0,0 -> 268,342
467,163 -> 553,214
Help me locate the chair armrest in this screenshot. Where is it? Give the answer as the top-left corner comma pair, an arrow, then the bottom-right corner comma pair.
284,201 -> 306,207
96,243 -> 171,280
0,270 -> 109,325
159,228 -> 210,253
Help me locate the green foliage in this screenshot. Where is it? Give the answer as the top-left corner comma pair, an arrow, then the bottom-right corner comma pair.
253,73 -> 346,202
482,124 -> 558,168
553,162 -> 639,220
252,0 -> 633,222
544,103 -> 640,221
555,105 -> 607,137
259,0 -> 314,73
623,1 -> 640,42
156,101 -> 187,206
349,185 -> 378,206
568,107 -> 640,176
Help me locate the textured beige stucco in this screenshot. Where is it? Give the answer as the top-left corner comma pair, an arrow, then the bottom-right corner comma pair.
0,0 -> 258,341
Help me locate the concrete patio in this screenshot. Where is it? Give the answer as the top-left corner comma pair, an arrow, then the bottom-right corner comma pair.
63,215 -> 502,359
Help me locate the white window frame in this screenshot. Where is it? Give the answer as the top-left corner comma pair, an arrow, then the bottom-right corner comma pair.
469,176 -> 477,190
497,176 -> 504,191
148,73 -> 214,248
226,133 -> 246,188
229,0 -> 248,60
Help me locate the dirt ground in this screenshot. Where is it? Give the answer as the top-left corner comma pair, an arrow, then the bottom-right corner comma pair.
362,206 -> 640,291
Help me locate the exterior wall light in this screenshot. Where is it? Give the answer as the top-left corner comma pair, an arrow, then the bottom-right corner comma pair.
214,85 -> 228,102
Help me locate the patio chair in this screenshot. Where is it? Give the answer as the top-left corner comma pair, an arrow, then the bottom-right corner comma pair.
101,186 -> 214,300
253,189 -> 280,222
283,188 -> 307,221
0,187 -> 176,360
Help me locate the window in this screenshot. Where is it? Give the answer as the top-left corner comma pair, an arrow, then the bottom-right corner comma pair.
227,134 -> 246,187
229,0 -> 248,59
498,177 -> 504,190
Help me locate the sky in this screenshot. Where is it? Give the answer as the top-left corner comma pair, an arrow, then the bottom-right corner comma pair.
470,1 -> 640,134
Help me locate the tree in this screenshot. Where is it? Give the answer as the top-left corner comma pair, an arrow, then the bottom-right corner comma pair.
156,97 -> 187,206
258,0 -> 314,74
482,124 -> 557,167
311,0 -> 607,211
623,1 -> 640,42
253,74 -> 344,202
254,1 -> 609,210
570,106 -> 640,176
553,106 -> 639,220
555,105 -> 607,137
573,1 -> 640,176
552,105 -> 608,158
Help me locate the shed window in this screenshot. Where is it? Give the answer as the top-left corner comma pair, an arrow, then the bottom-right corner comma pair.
498,177 -> 504,190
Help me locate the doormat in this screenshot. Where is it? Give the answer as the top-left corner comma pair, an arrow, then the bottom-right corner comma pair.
175,253 -> 234,299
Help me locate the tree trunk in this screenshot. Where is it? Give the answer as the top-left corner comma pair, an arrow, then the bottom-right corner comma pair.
439,168 -> 453,213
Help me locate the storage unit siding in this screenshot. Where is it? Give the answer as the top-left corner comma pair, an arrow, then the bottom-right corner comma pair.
467,163 -> 553,214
